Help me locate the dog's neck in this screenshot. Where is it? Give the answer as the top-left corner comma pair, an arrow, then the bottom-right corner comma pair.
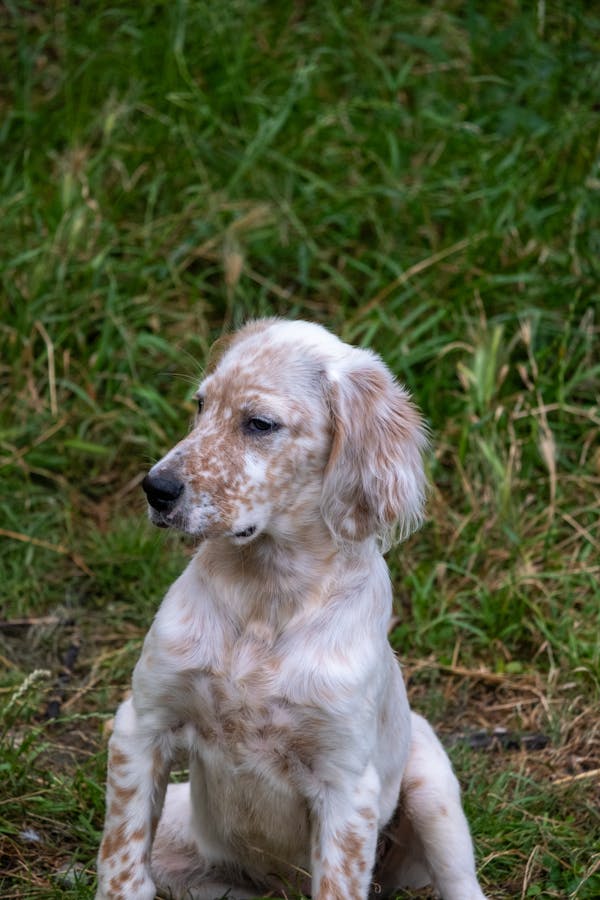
194,521 -> 374,627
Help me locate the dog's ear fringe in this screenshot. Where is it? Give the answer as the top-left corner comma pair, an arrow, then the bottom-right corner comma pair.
320,348 -> 429,547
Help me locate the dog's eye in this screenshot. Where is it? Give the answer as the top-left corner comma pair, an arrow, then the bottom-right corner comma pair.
246,417 -> 280,434
196,397 -> 204,415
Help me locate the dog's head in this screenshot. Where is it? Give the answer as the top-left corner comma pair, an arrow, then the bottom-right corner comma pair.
142,319 -> 427,547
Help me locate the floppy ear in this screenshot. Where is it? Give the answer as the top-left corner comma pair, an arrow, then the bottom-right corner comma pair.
320,348 -> 428,546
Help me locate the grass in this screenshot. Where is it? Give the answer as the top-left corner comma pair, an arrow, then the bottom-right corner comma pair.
1,0 -> 599,897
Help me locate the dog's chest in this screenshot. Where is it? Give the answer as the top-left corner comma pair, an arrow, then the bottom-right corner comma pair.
180,621 -> 310,771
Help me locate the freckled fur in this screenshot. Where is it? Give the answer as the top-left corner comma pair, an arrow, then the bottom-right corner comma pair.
95,319 -> 486,900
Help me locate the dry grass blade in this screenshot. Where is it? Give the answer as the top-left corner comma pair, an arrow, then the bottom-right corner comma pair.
350,234 -> 486,325
0,528 -> 93,575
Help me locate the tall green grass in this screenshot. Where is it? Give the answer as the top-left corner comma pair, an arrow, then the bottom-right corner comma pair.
1,2 -> 599,897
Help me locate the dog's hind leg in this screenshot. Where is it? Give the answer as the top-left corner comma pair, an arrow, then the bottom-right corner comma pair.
377,712 -> 487,900
151,782 -> 265,900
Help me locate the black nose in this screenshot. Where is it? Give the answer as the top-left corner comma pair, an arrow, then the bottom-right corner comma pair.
142,471 -> 184,511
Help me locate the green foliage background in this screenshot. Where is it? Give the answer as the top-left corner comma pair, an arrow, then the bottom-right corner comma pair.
1,2 -> 599,897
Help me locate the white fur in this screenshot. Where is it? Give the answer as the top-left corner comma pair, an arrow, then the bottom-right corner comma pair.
96,320 -> 486,900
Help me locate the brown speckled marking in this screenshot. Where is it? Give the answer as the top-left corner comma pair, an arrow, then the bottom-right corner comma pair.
112,783 -> 137,803
109,864 -> 133,891
100,822 -> 127,861
318,873 -> 345,900
358,805 -> 377,824
343,825 -> 368,897
108,746 -> 128,769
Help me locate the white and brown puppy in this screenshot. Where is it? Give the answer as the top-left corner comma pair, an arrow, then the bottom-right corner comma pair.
96,319 -> 487,900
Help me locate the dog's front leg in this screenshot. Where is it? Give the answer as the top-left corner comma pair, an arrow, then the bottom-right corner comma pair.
96,696 -> 171,900
311,763 -> 380,900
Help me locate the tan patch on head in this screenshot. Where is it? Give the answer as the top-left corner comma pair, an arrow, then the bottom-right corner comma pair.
205,333 -> 236,374
205,319 -> 279,375
156,318 -> 341,538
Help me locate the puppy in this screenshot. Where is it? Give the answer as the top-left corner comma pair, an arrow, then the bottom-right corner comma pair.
96,319 -> 486,900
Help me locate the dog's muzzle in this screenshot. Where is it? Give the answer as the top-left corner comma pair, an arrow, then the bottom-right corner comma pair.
142,471 -> 184,513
